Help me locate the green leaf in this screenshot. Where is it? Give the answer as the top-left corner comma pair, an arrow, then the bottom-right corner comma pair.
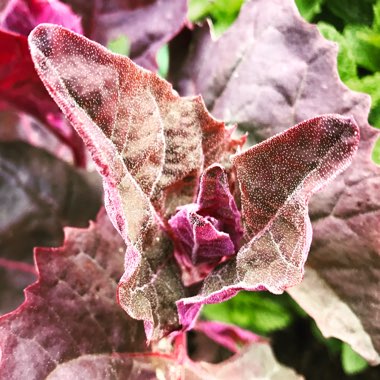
202,292 -> 294,335
107,35 -> 130,56
310,322 -> 342,355
326,0 -> 375,26
341,343 -> 369,375
371,137 -> 380,163
188,0 -> 213,22
157,44 -> 169,79
344,25 -> 380,72
295,0 -> 324,21
317,22 -> 357,81
188,0 -> 244,36
346,73 -> 380,128
373,0 -> 380,31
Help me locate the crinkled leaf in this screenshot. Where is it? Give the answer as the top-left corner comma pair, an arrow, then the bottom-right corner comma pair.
0,4 -> 85,164
0,210 -> 147,379
0,0 -> 82,35
173,0 -> 380,364
177,115 -> 359,329
28,24 -> 241,340
61,0 -> 187,71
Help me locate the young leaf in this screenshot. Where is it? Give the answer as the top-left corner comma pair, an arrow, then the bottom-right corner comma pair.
172,0 -> 380,364
28,24 -> 242,340
61,0 -> 188,71
0,210 -> 147,379
177,115 -> 359,329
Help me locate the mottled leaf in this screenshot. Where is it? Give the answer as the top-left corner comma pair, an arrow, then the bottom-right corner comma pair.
0,210 -> 147,380
173,0 -> 380,364
28,24 -> 241,340
62,0 -> 188,71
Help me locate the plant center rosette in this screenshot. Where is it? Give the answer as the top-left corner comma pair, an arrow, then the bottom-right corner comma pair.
28,23 -> 360,342
168,163 -> 243,286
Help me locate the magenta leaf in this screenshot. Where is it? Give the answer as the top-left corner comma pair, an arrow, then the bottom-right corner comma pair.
0,1 -> 85,164
0,209 -> 147,379
0,0 -> 82,35
61,0 -> 187,71
172,0 -> 380,363
194,321 -> 263,354
169,164 -> 243,284
177,115 -> 359,330
28,24 -> 242,340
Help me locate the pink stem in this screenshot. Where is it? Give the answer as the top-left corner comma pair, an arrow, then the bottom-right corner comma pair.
0,258 -> 37,275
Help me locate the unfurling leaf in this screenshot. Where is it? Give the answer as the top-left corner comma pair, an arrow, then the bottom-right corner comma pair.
177,115 -> 359,329
28,23 -> 242,341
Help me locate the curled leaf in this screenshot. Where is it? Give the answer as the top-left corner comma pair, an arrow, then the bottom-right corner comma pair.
177,115 -> 359,329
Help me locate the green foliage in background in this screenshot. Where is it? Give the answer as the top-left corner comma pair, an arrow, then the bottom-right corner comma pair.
189,0 -> 244,35
297,0 -> 380,164
201,291 -> 296,336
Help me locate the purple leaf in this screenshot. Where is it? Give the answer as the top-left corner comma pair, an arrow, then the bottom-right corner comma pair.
0,141 -> 101,314
0,0 -> 82,35
0,209 -> 147,379
0,141 -> 102,260
169,164 -> 243,285
194,321 -> 263,354
177,115 -> 359,330
172,0 -> 380,363
61,0 -> 187,71
28,24 -> 243,340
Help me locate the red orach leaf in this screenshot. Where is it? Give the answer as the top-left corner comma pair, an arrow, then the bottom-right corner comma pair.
177,115 -> 359,330
0,210 -> 147,379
